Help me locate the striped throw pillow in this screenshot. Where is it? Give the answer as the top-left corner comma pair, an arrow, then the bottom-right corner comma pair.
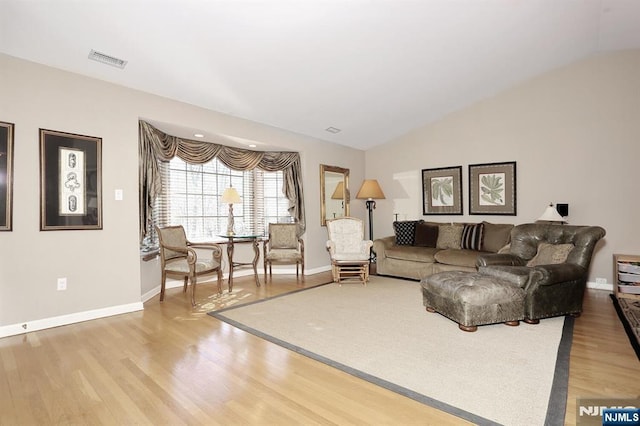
461,223 -> 484,251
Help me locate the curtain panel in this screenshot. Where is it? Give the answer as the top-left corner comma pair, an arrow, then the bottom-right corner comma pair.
138,120 -> 306,241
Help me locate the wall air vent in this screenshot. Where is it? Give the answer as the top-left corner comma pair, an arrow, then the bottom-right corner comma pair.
88,49 -> 128,69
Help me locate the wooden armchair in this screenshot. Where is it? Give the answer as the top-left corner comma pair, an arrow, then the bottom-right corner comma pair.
263,223 -> 304,279
156,225 -> 223,306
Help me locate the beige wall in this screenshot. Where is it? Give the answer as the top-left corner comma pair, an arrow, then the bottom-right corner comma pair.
366,49 -> 640,284
0,53 -> 365,330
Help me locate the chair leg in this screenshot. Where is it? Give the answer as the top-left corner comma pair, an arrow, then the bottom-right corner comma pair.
301,260 -> 304,279
216,269 -> 223,295
182,277 -> 188,293
190,275 -> 197,306
160,271 -> 167,301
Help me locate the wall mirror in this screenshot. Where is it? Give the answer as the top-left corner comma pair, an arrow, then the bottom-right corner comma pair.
320,164 -> 350,226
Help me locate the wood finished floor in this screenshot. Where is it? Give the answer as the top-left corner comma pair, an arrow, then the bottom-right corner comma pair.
1,272 -> 639,425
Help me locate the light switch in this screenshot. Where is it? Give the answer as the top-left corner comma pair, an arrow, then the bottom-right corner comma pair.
115,189 -> 123,200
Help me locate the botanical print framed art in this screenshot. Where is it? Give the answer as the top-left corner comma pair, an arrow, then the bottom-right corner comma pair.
468,161 -> 516,215
422,166 -> 463,215
0,121 -> 14,231
40,129 -> 102,230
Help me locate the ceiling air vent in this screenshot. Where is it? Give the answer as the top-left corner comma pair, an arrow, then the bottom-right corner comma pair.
88,49 -> 127,69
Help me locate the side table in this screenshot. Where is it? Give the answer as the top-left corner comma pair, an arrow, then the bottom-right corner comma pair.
218,234 -> 262,292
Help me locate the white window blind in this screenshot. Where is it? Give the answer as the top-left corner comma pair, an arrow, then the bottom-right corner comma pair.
146,157 -> 291,245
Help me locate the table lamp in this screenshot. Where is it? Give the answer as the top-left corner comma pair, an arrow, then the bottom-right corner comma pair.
221,187 -> 242,235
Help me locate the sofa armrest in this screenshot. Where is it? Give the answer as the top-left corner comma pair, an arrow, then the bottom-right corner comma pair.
479,265 -> 532,288
372,236 -> 395,257
532,263 -> 586,286
476,253 -> 526,268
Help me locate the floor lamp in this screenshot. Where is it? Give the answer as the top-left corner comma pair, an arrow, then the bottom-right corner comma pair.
356,179 -> 385,261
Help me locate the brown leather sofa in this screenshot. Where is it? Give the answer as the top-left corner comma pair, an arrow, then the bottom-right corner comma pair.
477,223 -> 606,323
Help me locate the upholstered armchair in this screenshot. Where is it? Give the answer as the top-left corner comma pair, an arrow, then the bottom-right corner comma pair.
326,217 -> 373,284
156,225 -> 223,306
477,223 -> 605,323
263,223 -> 304,279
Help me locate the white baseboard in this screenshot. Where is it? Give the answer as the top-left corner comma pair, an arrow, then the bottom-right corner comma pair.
303,265 -> 333,275
0,302 -> 144,339
5,265 -> 335,335
587,281 -> 614,291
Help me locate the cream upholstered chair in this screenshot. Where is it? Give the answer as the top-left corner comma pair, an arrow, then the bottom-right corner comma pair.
326,217 -> 373,284
156,225 -> 223,306
263,223 -> 304,279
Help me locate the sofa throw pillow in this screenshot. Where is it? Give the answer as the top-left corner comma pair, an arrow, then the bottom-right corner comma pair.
527,243 -> 574,267
460,223 -> 484,251
436,224 -> 464,250
481,222 -> 514,253
414,223 -> 439,247
393,220 -> 423,246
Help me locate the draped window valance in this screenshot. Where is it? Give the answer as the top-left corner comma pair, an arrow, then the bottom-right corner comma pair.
138,120 -> 305,241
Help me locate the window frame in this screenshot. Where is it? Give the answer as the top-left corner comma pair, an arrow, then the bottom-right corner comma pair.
142,157 -> 292,247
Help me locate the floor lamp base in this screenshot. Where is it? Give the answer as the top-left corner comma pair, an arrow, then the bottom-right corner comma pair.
365,199 -> 376,263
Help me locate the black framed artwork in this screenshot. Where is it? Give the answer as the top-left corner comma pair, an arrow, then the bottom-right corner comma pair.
422,166 -> 463,215
468,161 -> 517,215
0,121 -> 14,231
39,129 -> 102,230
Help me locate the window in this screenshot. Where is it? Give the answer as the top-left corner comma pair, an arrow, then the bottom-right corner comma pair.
145,157 -> 291,246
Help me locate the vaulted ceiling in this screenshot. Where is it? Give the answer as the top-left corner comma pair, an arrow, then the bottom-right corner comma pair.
2,1 -> 640,150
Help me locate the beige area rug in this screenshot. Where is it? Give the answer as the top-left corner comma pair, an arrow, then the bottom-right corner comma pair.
211,276 -> 573,426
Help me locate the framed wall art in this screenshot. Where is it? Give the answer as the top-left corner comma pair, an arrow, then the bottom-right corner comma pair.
0,121 -> 15,231
40,129 -> 102,230
422,166 -> 463,215
469,161 -> 516,215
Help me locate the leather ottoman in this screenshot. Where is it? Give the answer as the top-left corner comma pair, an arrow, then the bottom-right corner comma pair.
421,271 -> 525,332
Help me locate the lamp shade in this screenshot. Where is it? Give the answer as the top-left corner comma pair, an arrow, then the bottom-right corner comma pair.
537,203 -> 565,222
331,181 -> 345,199
221,187 -> 242,204
356,179 -> 385,200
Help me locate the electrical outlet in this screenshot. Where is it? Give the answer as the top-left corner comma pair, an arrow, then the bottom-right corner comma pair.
595,277 -> 607,285
57,277 -> 67,291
